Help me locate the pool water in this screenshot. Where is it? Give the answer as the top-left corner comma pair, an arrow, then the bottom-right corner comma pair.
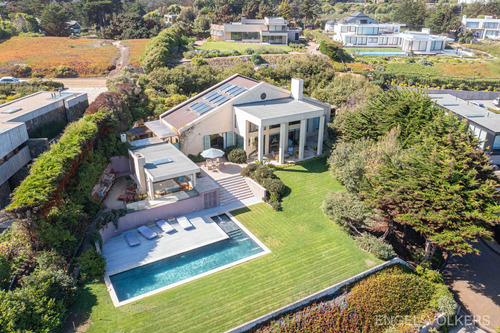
109,214 -> 264,302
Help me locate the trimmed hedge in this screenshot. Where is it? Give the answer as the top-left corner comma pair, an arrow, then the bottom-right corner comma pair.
240,163 -> 285,211
8,110 -> 109,211
227,148 -> 247,164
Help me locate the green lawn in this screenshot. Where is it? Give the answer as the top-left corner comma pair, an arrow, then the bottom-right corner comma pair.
197,40 -> 292,53
73,158 -> 380,333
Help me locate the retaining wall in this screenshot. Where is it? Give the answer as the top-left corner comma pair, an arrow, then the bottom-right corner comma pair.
226,258 -> 412,333
245,177 -> 267,200
108,156 -> 131,177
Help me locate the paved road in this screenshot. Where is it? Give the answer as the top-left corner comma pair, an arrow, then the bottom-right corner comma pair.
442,240 -> 500,332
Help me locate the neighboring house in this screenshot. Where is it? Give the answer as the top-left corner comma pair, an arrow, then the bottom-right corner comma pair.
332,12 -> 451,54
461,15 -> 500,40
210,16 -> 300,45
66,21 -> 82,35
129,142 -> 201,199
140,74 -> 331,165
164,14 -> 178,26
430,94 -> 500,164
458,0 -> 493,4
324,20 -> 336,33
0,91 -> 88,208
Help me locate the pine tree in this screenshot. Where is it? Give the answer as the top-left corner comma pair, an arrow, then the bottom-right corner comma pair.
278,0 -> 292,21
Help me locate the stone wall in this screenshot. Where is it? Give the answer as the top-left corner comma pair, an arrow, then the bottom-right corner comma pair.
27,138 -> 49,160
245,177 -> 266,200
65,94 -> 89,122
0,181 -> 11,209
25,105 -> 67,137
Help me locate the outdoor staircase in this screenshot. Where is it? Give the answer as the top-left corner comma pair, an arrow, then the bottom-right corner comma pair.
215,175 -> 254,205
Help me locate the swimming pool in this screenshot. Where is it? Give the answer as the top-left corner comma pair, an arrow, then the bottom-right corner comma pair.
109,214 -> 266,303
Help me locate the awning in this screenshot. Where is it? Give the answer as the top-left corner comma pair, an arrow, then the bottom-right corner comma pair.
144,120 -> 178,139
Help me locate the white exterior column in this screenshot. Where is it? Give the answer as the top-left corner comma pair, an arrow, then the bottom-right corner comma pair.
243,121 -> 249,152
299,119 -> 307,160
258,124 -> 264,163
317,116 -> 325,156
279,123 -> 286,164
191,173 -> 197,188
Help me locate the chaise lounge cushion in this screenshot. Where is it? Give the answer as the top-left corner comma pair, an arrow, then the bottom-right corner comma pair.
137,225 -> 158,239
156,219 -> 175,233
124,231 -> 140,247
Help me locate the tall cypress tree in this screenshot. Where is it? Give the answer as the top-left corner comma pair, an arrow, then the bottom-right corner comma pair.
362,113 -> 500,261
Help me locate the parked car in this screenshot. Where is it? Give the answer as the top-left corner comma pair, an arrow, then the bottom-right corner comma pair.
0,77 -> 26,83
494,97 -> 500,107
471,101 -> 487,109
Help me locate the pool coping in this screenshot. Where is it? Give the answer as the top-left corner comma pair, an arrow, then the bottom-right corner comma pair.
105,206 -> 271,307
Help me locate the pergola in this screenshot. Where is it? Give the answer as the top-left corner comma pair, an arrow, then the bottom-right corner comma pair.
234,98 -> 327,164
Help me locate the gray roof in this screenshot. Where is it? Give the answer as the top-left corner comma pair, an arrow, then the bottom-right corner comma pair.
130,142 -> 200,182
234,97 -> 325,126
430,94 -> 500,133
144,120 -> 177,138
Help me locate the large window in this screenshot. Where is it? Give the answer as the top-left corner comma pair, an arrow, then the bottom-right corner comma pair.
341,26 -> 348,32
412,41 -> 427,51
346,36 -> 357,44
379,37 -> 388,45
431,41 -> 443,50
493,135 -> 500,150
357,37 -> 367,45
242,32 -> 259,40
269,25 -> 286,31
358,26 -> 378,35
231,32 -> 242,40
466,22 -> 479,28
484,22 -> 498,29
269,36 -> 285,44
485,30 -> 499,36
388,37 -> 399,45
368,37 -> 378,43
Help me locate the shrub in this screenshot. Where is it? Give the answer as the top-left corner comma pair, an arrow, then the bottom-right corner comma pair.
354,233 -> 396,260
261,178 -> 286,197
191,56 -> 207,66
227,148 -> 247,163
244,48 -> 254,54
436,294 -> 457,317
254,165 -> 274,182
250,53 -> 264,65
76,248 -> 106,282
240,163 -> 259,178
223,145 -> 239,156
55,65 -> 77,78
90,229 -> 103,249
188,154 -> 205,163
418,59 -> 434,66
9,63 -> 32,77
268,199 -> 282,211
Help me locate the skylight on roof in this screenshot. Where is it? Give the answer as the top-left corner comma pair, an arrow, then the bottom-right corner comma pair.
152,157 -> 173,165
466,114 -> 485,118
0,107 -> 22,114
442,103 -> 459,106
190,102 -> 213,115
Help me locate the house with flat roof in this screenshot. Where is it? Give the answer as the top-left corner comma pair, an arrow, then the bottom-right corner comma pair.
461,15 -> 500,40
210,16 -> 300,45
164,14 -> 178,26
140,74 -> 331,165
0,91 -> 88,208
430,94 -> 500,164
129,142 -> 200,199
332,12 -> 451,54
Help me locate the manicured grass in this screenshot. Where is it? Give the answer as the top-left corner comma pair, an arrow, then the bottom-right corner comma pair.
348,47 -> 403,53
0,36 -> 119,77
73,158 -> 379,333
197,40 -> 292,53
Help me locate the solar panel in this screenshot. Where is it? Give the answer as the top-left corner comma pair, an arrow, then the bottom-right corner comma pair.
190,102 -> 213,115
204,91 -> 219,102
219,83 -> 234,93
211,94 -> 230,105
225,86 -> 247,97
152,157 -> 173,165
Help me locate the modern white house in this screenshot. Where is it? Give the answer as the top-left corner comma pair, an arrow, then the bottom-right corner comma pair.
461,15 -> 500,40
458,0 -> 494,4
210,16 -> 300,45
331,12 -> 451,54
140,74 -> 331,165
164,14 -> 178,26
430,94 -> 500,164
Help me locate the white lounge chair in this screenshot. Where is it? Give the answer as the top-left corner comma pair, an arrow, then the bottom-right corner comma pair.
177,216 -> 194,230
156,219 -> 175,233
137,225 -> 158,239
124,231 -> 140,247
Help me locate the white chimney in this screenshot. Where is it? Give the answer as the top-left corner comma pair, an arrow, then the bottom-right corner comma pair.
241,15 -> 246,24
120,132 -> 127,142
422,28 -> 430,34
291,78 -> 303,101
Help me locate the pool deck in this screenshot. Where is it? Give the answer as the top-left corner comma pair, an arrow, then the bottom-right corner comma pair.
103,197 -> 263,276
103,217 -> 229,275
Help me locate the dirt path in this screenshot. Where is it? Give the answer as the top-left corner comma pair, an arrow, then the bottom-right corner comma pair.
107,41 -> 130,78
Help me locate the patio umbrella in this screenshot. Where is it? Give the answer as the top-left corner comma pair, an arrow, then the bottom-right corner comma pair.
200,148 -> 225,159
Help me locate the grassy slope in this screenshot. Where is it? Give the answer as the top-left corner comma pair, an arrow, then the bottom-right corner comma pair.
75,158 -> 379,333
385,60 -> 500,78
197,40 -> 292,53
122,39 -> 150,69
